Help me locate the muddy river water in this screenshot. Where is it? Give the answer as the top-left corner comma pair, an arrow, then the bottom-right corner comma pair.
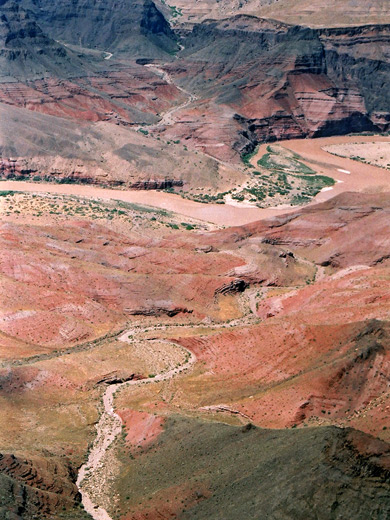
2,135 -> 389,226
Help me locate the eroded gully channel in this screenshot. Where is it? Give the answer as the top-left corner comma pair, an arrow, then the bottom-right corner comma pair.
75,307 -> 262,518
76,327 -> 197,520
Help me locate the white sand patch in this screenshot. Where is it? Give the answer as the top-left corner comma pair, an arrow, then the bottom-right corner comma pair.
321,187 -> 334,192
337,169 -> 351,174
224,194 -> 256,208
197,143 -> 225,148
330,265 -> 370,280
0,310 -> 37,323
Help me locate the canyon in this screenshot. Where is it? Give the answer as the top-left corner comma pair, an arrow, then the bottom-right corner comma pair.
0,0 -> 390,519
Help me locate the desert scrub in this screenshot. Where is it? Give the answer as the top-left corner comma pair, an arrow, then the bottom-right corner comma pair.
257,146 -> 316,175
185,191 -> 230,204
241,145 -> 259,168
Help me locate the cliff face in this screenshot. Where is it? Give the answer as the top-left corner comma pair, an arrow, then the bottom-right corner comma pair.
0,0 -> 185,132
0,1 -> 90,80
165,17 -> 390,158
22,0 -> 178,57
0,452 -> 84,519
0,2 -> 389,162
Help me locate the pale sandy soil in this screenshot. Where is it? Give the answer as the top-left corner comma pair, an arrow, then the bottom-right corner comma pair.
173,0 -> 390,27
324,141 -> 390,170
77,326 -> 197,520
2,136 -> 390,226
254,135 -> 390,205
0,180 -> 293,226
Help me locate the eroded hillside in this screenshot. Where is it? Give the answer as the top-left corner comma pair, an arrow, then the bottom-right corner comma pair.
1,189 -> 390,518
1,1 -> 390,519
0,0 -> 389,170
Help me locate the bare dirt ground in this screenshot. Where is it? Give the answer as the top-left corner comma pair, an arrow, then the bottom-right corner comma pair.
77,327 -> 197,520
172,0 -> 390,27
2,136 -> 390,519
324,141 -> 390,170
277,135 -> 390,202
0,180 -> 270,226
3,135 -> 389,227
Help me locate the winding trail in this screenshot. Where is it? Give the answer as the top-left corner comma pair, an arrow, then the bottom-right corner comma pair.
144,64 -> 198,127
76,327 -> 197,520
144,64 -> 232,170
74,313 -> 261,518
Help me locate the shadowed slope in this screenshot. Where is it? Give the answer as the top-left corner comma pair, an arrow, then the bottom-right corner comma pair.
116,416 -> 390,520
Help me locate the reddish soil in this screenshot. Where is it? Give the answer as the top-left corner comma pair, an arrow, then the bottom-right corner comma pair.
0,66 -> 185,125
117,410 -> 164,452
121,481 -> 211,520
2,187 -> 390,518
109,191 -> 390,443
171,267 -> 390,439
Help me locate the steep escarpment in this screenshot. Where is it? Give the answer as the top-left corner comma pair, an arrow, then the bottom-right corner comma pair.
321,25 -> 390,120
17,0 -> 178,58
0,1 -> 90,80
0,0 -> 182,126
0,452 -> 85,519
158,18 -> 390,160
115,416 -> 390,520
0,2 -> 389,164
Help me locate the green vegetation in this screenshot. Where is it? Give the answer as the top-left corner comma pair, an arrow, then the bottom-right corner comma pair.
241,145 -> 259,168
257,146 -> 316,175
115,415 -> 386,520
233,144 -> 335,207
1,193 -> 207,231
188,191 -> 230,204
161,0 -> 183,18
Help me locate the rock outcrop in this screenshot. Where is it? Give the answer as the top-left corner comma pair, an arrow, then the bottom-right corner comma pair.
0,1 -> 89,80
0,102 -> 233,194
0,2 -> 389,164
162,18 -> 390,160
214,278 -> 248,296
9,0 -> 178,59
0,452 -> 81,519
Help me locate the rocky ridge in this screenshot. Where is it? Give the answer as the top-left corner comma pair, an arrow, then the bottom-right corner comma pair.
0,2 -> 389,165
160,18 -> 390,160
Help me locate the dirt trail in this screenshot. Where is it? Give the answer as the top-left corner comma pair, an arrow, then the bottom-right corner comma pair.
143,64 -> 232,169
74,312 -> 263,517
76,326 -> 197,520
144,64 -> 198,127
